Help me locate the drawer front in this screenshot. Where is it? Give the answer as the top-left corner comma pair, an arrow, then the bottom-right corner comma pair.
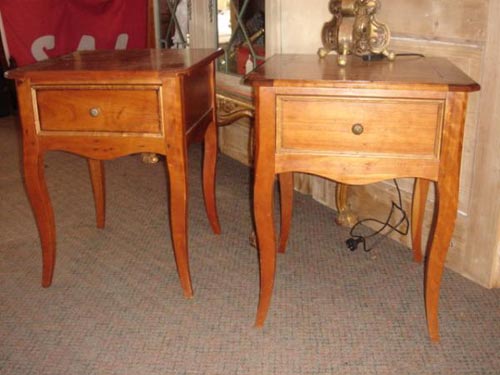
277,95 -> 444,158
35,87 -> 161,133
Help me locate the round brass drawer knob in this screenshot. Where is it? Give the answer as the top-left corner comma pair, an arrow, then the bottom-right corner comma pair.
351,123 -> 364,135
89,107 -> 101,117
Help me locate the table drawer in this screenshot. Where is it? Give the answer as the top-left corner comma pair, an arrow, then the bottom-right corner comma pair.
35,87 -> 161,133
277,95 -> 444,158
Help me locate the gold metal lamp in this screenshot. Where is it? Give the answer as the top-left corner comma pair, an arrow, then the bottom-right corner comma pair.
318,0 -> 394,66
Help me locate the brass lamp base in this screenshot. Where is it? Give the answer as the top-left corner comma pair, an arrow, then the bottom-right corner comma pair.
318,0 -> 394,65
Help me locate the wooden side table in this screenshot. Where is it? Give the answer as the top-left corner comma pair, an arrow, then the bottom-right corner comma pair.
6,48 -> 223,297
245,54 -> 480,341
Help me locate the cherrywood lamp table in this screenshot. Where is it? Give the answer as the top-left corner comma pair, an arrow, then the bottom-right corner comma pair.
6,48 -> 224,297
245,54 -> 480,341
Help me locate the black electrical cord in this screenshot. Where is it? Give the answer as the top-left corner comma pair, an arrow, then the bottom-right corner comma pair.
362,52 -> 425,62
395,53 -> 425,58
345,179 -> 409,252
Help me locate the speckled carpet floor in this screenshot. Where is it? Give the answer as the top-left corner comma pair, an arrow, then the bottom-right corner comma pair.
1,115 -> 499,374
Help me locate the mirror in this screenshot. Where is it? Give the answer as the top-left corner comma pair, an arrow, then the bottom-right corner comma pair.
216,0 -> 265,75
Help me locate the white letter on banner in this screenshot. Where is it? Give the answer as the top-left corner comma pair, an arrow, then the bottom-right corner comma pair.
114,34 -> 129,49
77,35 -> 96,50
31,35 -> 55,61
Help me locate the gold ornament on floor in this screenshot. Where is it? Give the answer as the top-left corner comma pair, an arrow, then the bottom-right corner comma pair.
318,0 -> 394,66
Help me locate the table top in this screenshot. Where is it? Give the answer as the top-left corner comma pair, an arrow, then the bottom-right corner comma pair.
5,48 -> 223,81
244,54 -> 480,92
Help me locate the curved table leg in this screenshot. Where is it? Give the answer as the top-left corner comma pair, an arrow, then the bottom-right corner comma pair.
23,151 -> 56,287
87,159 -> 106,229
278,172 -> 293,253
411,178 -> 430,263
166,141 -> 193,298
254,86 -> 279,327
202,119 -> 221,234
425,179 -> 458,342
335,183 -> 357,227
425,91 -> 467,342
254,169 -> 277,327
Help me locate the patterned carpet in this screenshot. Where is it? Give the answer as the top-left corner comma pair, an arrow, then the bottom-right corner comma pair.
1,115 -> 499,374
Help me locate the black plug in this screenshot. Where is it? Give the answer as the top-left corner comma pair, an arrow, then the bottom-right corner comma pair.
346,237 -> 364,251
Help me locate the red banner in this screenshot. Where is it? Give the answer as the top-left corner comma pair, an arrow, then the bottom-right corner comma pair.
0,0 -> 149,66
